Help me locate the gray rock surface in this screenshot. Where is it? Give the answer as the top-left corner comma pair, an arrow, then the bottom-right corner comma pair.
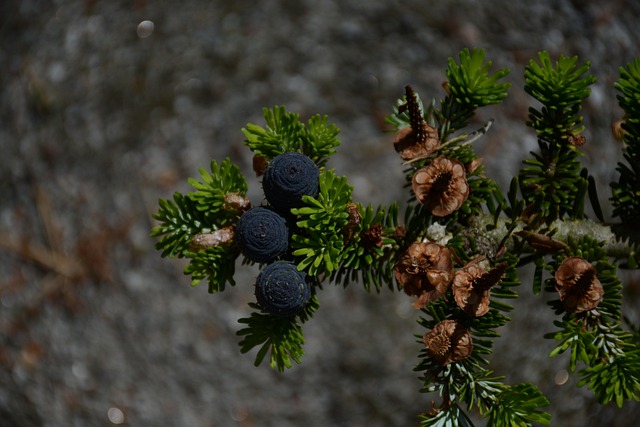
1,0 -> 639,425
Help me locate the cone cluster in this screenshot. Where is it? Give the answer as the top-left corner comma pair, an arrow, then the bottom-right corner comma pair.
234,152 -> 320,317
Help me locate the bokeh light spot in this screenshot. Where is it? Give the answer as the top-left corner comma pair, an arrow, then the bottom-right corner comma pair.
107,407 -> 125,424
554,369 -> 569,386
137,20 -> 155,38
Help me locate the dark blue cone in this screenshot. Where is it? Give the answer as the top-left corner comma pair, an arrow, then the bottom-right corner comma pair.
255,261 -> 311,317
235,207 -> 289,263
262,152 -> 319,213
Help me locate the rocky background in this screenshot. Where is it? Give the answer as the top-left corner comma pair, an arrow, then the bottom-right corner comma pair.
1,0 -> 640,426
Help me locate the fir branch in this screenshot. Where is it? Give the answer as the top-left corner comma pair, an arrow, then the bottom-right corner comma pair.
303,114 -> 341,167
151,192 -> 210,258
519,51 -> 595,226
441,48 -> 510,139
237,303 -> 308,372
291,170 -> 353,276
242,106 -> 341,167
446,48 -> 511,110
332,202 -> 400,292
541,236 -> 640,405
577,349 -> 640,407
418,402 -> 475,427
485,384 -> 551,426
415,255 -> 524,423
183,246 -> 238,293
386,48 -> 510,141
611,59 -> 640,243
545,319 -> 596,372
187,158 -> 248,220
525,52 -> 595,110
242,106 -> 306,159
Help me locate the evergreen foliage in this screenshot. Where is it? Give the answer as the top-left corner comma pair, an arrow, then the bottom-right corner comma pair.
242,106 -> 340,167
611,58 -> 640,244
520,52 -> 596,226
151,48 -> 640,425
291,169 -> 353,276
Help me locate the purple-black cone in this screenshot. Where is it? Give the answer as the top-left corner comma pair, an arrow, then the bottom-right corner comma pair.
235,207 -> 289,263
262,152 -> 319,213
255,261 -> 311,317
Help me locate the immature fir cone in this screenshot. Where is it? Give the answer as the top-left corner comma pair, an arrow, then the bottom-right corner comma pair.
262,152 -> 319,214
235,207 -> 289,263
555,256 -> 604,313
393,123 -> 439,161
412,157 -> 469,217
394,241 -> 454,309
423,319 -> 473,365
453,259 -> 508,317
255,261 -> 311,317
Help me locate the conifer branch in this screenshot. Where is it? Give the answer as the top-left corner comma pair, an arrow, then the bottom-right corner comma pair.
150,48 -> 640,424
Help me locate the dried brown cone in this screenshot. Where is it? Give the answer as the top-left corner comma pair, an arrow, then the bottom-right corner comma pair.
412,157 -> 469,217
423,319 -> 473,365
453,259 -> 508,317
393,124 -> 440,161
394,241 -> 454,309
555,256 -> 604,313
393,85 -> 440,161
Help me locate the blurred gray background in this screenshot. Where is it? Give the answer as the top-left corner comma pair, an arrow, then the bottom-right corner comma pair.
1,0 -> 640,426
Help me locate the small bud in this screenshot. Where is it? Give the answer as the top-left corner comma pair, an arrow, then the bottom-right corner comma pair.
343,202 -> 361,243
361,224 -> 383,249
412,157 -> 469,217
393,225 -> 406,240
235,207 -> 289,263
612,119 -> 626,142
222,193 -> 251,214
555,256 -> 604,313
567,134 -> 586,147
189,226 -> 235,251
252,154 -> 269,176
394,242 -> 454,309
255,261 -> 311,317
423,319 -> 473,365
